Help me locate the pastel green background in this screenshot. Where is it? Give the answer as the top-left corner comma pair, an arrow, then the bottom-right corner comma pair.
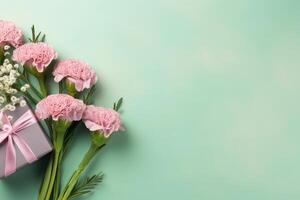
1,0 -> 300,199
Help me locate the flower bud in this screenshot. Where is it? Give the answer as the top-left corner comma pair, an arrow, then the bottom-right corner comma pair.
90,131 -> 107,147
65,79 -> 77,97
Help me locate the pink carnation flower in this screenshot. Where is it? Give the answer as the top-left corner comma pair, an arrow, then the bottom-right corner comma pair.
13,42 -> 57,73
83,105 -> 122,137
0,20 -> 23,47
35,94 -> 86,121
53,59 -> 97,92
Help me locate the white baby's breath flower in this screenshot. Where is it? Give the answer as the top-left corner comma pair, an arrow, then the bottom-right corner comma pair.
7,115 -> 13,120
11,89 -> 17,94
0,96 -> 5,103
7,80 -> 14,86
6,64 -> 12,71
4,104 -> 11,110
4,52 -> 10,56
20,86 -> 27,92
4,45 -> 10,51
6,88 -> 15,94
11,96 -> 18,103
0,56 -> 29,109
20,100 -> 26,107
10,78 -> 16,83
9,105 -> 16,111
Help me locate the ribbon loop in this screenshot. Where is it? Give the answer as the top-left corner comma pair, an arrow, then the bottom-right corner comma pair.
0,110 -> 38,177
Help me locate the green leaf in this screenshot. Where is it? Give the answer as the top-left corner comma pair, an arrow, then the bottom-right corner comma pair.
116,97 -> 123,111
113,97 -> 123,111
69,173 -> 104,199
41,34 -> 46,42
30,25 -> 46,42
35,32 -> 41,41
31,25 -> 35,42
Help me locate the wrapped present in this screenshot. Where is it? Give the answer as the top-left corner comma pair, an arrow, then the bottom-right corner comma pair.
0,101 -> 52,178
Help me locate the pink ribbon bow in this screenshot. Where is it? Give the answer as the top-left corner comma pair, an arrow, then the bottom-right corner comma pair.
0,110 -> 38,177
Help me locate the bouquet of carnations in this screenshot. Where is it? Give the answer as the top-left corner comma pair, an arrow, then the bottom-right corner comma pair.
0,20 -> 124,200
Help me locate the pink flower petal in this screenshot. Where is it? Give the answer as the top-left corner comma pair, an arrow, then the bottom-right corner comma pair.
53,59 -> 97,92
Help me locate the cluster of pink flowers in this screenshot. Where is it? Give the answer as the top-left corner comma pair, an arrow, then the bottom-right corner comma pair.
83,105 -> 122,137
13,42 -> 57,72
35,94 -> 122,136
35,94 -> 86,121
1,20 -> 122,137
0,20 -> 125,200
0,20 -> 23,48
53,59 -> 97,91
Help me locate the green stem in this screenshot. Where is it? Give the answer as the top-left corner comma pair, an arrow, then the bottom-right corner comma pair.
53,121 -> 78,200
44,149 -> 61,200
44,136 -> 63,200
38,75 -> 48,97
65,80 -> 77,97
0,45 -> 4,64
38,156 -> 53,200
41,121 -> 68,200
58,144 -> 99,200
53,151 -> 63,200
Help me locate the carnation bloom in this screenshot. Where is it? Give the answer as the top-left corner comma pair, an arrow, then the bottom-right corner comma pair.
13,42 -> 57,73
35,94 -> 86,121
0,20 -> 23,48
53,59 -> 97,92
83,105 -> 122,137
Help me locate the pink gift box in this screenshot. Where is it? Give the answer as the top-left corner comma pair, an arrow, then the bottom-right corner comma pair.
0,102 -> 52,178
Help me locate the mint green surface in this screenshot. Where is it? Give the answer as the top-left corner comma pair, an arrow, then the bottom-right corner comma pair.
1,0 -> 300,199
